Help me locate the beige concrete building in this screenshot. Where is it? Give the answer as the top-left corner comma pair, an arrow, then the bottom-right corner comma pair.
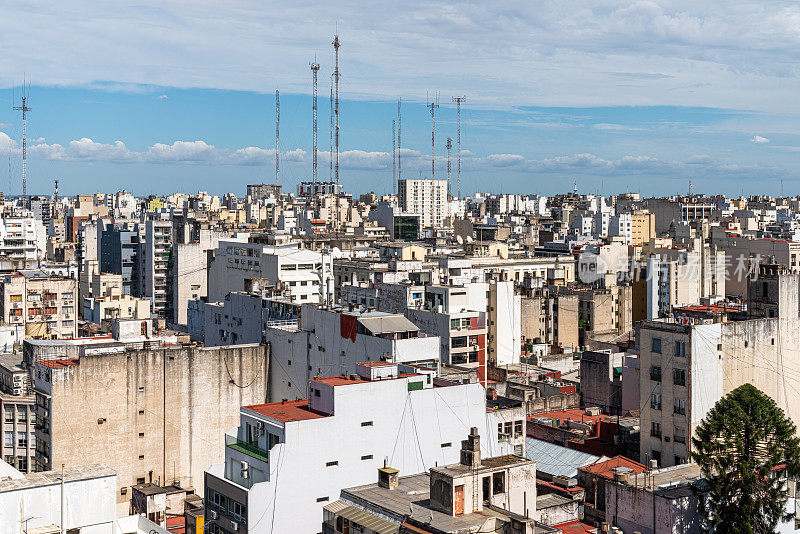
30,342 -> 268,515
0,271 -> 78,339
638,266 -> 800,469
631,209 -> 656,246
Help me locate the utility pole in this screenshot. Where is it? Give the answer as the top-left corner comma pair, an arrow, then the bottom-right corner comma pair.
310,59 -> 320,215
427,95 -> 439,180
275,90 -> 280,186
452,96 -> 466,198
333,33 -> 341,233
13,82 -> 31,204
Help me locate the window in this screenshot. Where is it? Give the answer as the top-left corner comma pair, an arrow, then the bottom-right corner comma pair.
514,420 -> 523,436
673,368 -> 686,386
651,337 -> 662,353
4,409 -> 12,423
17,432 -> 26,447
650,366 -> 662,382
674,398 -> 686,415
492,471 -> 505,494
361,454 -> 373,460
441,442 -> 452,448
651,393 -> 662,410
675,341 -> 686,357
361,421 -> 373,427
3,432 -> 11,447
316,496 -> 329,502
651,450 -> 661,465
674,428 -> 686,444
326,461 -> 338,467
651,422 -> 661,438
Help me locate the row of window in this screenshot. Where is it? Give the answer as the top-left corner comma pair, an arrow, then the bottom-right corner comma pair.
651,338 -> 686,357
650,423 -> 686,444
650,395 -> 686,415
3,431 -> 33,447
650,366 -> 686,386
497,420 -> 525,437
206,488 -> 247,523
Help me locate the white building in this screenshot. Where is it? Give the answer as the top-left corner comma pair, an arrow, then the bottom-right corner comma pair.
398,178 -> 448,228
207,241 -> 333,304
204,363 -> 514,534
0,216 -> 46,269
0,462 -> 118,534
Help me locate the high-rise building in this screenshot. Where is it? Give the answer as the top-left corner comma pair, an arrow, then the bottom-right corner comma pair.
398,178 -> 448,228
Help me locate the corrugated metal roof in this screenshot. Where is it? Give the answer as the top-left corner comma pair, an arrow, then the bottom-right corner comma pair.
525,438 -> 601,478
324,503 -> 399,534
357,315 -> 419,335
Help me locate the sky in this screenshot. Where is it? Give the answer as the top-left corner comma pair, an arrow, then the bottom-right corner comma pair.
2,1 -> 800,197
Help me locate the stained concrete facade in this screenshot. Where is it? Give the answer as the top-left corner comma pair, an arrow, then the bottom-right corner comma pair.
31,343 -> 268,515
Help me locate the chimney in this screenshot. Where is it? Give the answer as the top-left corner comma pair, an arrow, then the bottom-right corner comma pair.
460,427 -> 481,468
378,464 -> 399,490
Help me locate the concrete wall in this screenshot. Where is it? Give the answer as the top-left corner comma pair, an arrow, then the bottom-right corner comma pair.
38,344 -> 268,515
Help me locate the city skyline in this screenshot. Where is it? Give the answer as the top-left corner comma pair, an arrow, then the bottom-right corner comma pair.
1,2 -> 800,196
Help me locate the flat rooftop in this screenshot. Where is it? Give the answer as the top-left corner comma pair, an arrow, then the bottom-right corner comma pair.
244,399 -> 330,423
0,464 -> 115,492
432,454 -> 534,478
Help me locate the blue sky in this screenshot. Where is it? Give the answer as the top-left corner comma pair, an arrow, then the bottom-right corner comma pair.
2,1 -> 800,197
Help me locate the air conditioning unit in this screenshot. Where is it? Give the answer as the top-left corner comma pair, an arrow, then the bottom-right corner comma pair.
208,510 -> 218,520
256,421 -> 265,436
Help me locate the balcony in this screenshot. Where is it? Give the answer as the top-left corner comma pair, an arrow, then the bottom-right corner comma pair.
225,434 -> 269,463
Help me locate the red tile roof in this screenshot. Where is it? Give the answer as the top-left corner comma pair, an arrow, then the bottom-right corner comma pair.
357,361 -> 395,367
531,408 -> 608,425
244,400 -> 330,422
37,359 -> 79,369
580,456 -> 647,479
554,520 -> 598,534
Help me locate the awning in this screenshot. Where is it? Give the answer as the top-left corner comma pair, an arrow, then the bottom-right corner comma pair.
323,502 -> 399,534
358,316 -> 419,335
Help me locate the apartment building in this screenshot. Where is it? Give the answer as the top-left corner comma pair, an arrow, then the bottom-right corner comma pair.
520,288 -> 579,350
30,342 -> 268,515
100,221 -> 141,295
0,271 -> 78,339
398,178 -> 448,228
0,215 -> 47,270
638,265 -> 800,468
208,241 -> 333,305
487,280 -> 522,367
204,363 -> 513,534
141,219 -> 174,319
630,209 -> 655,246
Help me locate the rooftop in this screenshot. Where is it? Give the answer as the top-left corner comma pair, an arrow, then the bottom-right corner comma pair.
432,454 -> 534,478
530,408 -> 609,426
0,464 -> 115,492
36,359 -> 79,369
244,399 -> 329,423
580,456 -> 647,479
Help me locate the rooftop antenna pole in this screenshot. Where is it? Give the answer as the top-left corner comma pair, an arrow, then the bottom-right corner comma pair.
392,119 -> 396,194
688,179 -> 691,197
275,90 -> 280,186
446,137 -> 453,198
54,179 -> 58,203
397,98 -> 402,190
13,79 -> 31,203
452,96 -> 466,198
7,155 -> 11,197
333,32 -> 341,233
427,93 -> 439,180
330,77 -> 334,184
311,58 -> 320,213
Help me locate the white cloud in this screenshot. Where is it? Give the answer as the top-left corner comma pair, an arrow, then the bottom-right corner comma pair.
751,135 -> 770,144
144,140 -> 217,162
67,138 -> 134,161
4,2 -> 800,112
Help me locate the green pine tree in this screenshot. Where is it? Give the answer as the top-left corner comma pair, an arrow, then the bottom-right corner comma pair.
692,383 -> 800,534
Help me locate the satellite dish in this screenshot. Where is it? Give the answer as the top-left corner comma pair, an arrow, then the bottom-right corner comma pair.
456,235 -> 463,244
466,235 -> 474,243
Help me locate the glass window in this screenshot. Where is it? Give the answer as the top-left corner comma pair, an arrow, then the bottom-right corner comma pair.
651,337 -> 662,353
3,432 -> 12,447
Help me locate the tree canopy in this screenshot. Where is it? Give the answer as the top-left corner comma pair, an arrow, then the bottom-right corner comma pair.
692,383 -> 800,534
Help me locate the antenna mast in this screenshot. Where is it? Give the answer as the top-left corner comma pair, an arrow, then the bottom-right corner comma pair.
310,59 -> 320,213
13,82 -> 31,203
392,119 -> 396,194
275,90 -> 280,186
446,137 -> 453,198
452,96 -> 466,198
333,33 -> 341,233
397,98 -> 402,190
330,78 -> 334,183
427,94 -> 439,180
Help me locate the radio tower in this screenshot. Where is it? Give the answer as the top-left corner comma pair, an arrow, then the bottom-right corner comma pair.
13,83 -> 31,203
446,137 -> 453,198
310,59 -> 320,214
452,96 -> 466,198
392,119 -> 396,193
333,33 -> 341,233
427,95 -> 439,180
275,90 -> 280,186
397,98 -> 402,190
330,78 -> 334,183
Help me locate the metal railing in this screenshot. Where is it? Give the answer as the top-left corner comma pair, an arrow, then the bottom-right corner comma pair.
225,435 -> 269,463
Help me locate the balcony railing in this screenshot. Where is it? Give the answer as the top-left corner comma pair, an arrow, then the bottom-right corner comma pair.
225,435 -> 269,463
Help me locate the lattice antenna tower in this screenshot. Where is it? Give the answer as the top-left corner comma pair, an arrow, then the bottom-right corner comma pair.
446,137 -> 453,198
274,90 -> 280,186
13,79 -> 31,202
333,33 -> 342,233
452,96 -> 466,198
397,98 -> 402,193
427,93 -> 439,180
310,58 -> 320,214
